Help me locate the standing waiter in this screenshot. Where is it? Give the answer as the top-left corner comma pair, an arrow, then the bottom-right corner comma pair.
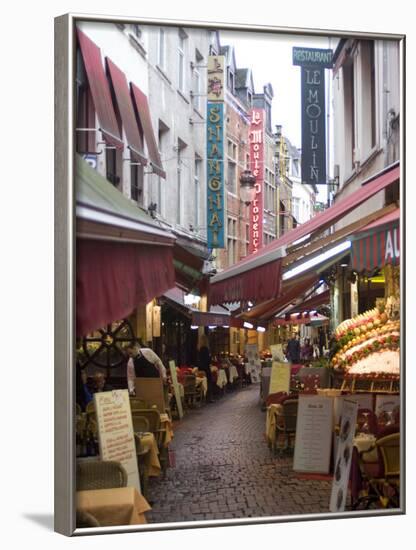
126,341 -> 167,395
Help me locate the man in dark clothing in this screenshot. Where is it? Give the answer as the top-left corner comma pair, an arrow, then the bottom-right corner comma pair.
286,334 -> 301,363
197,334 -> 215,402
126,342 -> 166,395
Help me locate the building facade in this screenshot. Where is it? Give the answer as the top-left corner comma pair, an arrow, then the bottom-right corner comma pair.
331,38 -> 401,328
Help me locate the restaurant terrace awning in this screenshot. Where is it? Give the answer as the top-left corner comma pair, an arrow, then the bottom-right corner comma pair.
350,208 -> 400,272
285,289 -> 330,314
76,156 -> 175,336
208,162 -> 399,305
131,83 -> 166,178
272,313 -> 329,327
106,57 -> 147,164
76,29 -> 123,149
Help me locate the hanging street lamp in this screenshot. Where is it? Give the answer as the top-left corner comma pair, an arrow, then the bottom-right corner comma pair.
239,169 -> 256,206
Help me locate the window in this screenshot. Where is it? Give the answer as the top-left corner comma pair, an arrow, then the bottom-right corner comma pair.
158,28 -> 165,68
158,122 -> 169,216
177,153 -> 182,225
247,91 -> 252,107
130,163 -> 144,205
194,158 -> 201,229
227,217 -> 238,266
193,50 -> 203,112
292,197 -> 300,222
226,139 -> 238,194
292,158 -> 299,177
343,58 -> 355,171
228,69 -> 235,94
361,41 -> 377,155
106,148 -> 121,188
178,30 -> 187,92
76,49 -> 96,154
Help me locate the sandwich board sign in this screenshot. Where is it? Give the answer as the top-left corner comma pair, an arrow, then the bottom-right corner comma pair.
94,389 -> 141,493
169,360 -> 184,419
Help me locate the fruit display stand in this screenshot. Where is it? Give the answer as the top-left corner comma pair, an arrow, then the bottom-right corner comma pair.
332,297 -> 400,395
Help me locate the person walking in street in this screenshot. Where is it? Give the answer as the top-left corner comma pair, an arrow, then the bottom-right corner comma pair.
301,337 -> 314,363
197,334 -> 215,403
126,341 -> 167,395
286,334 -> 301,363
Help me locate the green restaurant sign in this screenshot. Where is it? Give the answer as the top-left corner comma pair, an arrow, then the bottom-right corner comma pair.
292,47 -> 333,68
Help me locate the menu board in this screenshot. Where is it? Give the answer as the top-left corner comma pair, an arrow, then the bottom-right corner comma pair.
334,394 -> 373,426
330,399 -> 359,512
169,360 -> 184,419
94,389 -> 141,493
245,344 -> 261,383
269,362 -> 291,395
375,394 -> 400,424
293,395 -> 334,474
270,344 -> 286,362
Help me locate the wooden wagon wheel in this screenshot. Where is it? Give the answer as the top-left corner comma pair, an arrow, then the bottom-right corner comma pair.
80,319 -> 136,377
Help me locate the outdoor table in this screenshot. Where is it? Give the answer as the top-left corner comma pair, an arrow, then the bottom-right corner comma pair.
196,376 -> 208,396
216,369 -> 228,389
138,432 -> 161,476
77,486 -> 151,526
160,412 -> 174,446
229,365 -> 239,384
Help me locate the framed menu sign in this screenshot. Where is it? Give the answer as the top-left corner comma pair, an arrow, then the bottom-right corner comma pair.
330,399 -> 358,513
269,362 -> 291,395
169,360 -> 184,419
94,389 -> 141,493
293,395 -> 334,473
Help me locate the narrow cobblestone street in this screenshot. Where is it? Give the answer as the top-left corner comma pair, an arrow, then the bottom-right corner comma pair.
147,385 -> 332,524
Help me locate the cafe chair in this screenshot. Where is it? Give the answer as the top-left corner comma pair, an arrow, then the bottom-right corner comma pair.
76,460 -> 128,491
183,374 -> 199,408
354,430 -> 400,509
76,508 -> 101,528
275,399 -> 299,457
134,434 -> 150,499
356,408 -> 379,436
132,415 -> 150,434
131,409 -> 168,476
130,398 -> 148,411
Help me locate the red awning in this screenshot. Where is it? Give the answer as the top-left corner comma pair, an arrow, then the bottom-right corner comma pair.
273,313 -> 329,326
76,240 -> 175,336
242,275 -> 318,321
130,83 -> 166,178
209,162 -> 399,303
286,289 -> 330,314
209,257 -> 282,306
106,58 -> 147,164
350,208 -> 400,272
76,29 -> 123,149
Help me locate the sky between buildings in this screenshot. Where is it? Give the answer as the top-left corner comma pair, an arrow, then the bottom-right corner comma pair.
220,29 -> 338,203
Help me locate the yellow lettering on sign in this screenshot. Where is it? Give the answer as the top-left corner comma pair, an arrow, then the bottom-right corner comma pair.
208,159 -> 221,174
208,193 -> 222,210
209,211 -> 222,227
208,143 -> 220,158
209,106 -> 221,123
208,176 -> 221,191
208,125 -> 222,141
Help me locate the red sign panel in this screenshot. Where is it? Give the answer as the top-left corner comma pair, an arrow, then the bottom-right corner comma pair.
249,109 -> 265,254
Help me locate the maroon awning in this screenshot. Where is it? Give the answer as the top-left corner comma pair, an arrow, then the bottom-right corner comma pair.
351,208 -> 400,272
106,57 -> 147,164
76,240 -> 175,336
130,83 -> 166,178
286,289 -> 330,314
209,258 -> 282,306
209,162 -> 399,303
76,28 -> 123,149
242,275 -> 318,321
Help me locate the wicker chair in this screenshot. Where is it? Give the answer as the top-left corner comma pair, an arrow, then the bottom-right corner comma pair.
275,399 -> 299,456
76,509 -> 100,528
132,409 -> 168,476
183,374 -> 199,408
132,415 -> 150,434
130,397 -> 148,411
76,460 -> 128,491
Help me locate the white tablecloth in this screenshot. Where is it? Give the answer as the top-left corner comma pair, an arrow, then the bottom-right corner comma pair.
216,370 -> 228,388
229,365 -> 239,383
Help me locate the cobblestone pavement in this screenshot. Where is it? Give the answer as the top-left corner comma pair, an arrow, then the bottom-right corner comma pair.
146,385 -> 332,524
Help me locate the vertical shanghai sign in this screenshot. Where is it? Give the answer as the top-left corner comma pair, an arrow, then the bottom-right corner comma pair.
249,109 -> 265,254
293,47 -> 333,186
207,56 -> 225,248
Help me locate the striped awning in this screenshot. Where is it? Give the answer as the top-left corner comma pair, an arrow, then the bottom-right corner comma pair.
350,208 -> 400,272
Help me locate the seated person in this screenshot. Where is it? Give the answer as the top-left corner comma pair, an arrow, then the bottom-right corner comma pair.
92,371 -> 113,393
